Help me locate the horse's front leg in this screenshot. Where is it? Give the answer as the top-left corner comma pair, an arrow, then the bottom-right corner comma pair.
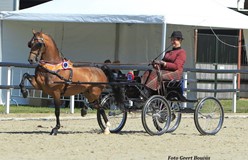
19,73 -> 35,98
50,96 -> 61,135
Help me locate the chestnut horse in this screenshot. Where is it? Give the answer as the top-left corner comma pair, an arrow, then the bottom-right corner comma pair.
19,30 -> 120,135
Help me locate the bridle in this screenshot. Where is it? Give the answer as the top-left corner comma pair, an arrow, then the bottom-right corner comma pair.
28,34 -> 46,63
27,31 -> 73,95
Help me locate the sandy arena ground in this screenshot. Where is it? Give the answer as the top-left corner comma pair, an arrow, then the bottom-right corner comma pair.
0,112 -> 247,160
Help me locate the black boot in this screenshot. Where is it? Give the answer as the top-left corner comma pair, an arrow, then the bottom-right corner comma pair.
19,84 -> 28,98
81,107 -> 87,117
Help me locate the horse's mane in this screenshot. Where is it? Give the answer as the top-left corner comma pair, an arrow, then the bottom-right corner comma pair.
43,32 -> 64,58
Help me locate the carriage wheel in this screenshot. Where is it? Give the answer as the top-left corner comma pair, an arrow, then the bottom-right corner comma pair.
141,95 -> 171,136
97,94 -> 127,133
194,97 -> 224,135
166,101 -> 182,133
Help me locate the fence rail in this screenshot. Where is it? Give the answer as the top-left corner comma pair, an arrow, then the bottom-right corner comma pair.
0,62 -> 246,114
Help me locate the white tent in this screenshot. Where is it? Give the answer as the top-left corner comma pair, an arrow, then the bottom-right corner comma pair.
1,0 -> 248,28
0,0 -> 248,105
0,0 -> 248,62
1,0 -> 248,63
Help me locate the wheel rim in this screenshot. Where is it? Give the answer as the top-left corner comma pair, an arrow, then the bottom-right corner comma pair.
195,98 -> 223,134
142,96 -> 171,135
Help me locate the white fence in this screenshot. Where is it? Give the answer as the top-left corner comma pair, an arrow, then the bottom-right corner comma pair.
0,62 -> 247,114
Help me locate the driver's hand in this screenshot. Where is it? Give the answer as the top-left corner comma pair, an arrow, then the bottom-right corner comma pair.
152,60 -> 166,68
152,60 -> 161,69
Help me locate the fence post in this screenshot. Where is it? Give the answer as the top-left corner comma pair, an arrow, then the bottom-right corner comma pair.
213,63 -> 218,97
5,66 -> 12,114
70,95 -> 75,114
183,71 -> 188,108
232,73 -> 237,113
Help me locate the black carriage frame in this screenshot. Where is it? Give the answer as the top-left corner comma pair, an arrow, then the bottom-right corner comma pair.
97,68 -> 224,136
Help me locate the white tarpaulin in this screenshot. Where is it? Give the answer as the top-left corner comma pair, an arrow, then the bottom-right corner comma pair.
0,0 -> 248,65
1,0 -> 248,29
0,0 -> 248,105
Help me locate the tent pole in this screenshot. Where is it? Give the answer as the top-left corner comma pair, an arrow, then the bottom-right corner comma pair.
0,20 -> 3,106
14,0 -> 20,10
237,29 -> 242,91
0,20 -> 2,61
194,29 -> 198,63
114,23 -> 120,61
161,23 -> 167,57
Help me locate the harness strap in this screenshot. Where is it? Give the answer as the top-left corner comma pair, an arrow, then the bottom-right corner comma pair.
38,64 -> 73,95
56,69 -> 73,95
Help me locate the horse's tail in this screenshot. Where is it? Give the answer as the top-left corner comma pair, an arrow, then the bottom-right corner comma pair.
101,65 -> 124,105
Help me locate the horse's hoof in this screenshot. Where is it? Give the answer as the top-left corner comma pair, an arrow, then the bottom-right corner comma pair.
50,128 -> 58,135
22,91 -> 28,98
104,129 -> 110,135
19,85 -> 28,98
104,122 -> 111,135
81,108 -> 87,117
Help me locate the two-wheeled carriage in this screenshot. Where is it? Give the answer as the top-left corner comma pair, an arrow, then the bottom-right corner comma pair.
97,69 -> 224,136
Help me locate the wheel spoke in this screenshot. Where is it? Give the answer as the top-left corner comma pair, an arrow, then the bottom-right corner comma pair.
194,97 -> 224,135
142,95 -> 171,136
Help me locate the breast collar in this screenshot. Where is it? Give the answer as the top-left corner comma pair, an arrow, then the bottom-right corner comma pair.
39,59 -> 73,71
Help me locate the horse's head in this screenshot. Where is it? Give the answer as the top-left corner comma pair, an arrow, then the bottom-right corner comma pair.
27,30 -> 46,64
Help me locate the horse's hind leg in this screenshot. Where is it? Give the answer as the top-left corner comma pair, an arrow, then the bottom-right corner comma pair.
89,100 -> 110,134
91,100 -> 110,134
81,100 -> 88,117
19,73 -> 34,98
85,87 -> 110,134
98,107 -> 111,134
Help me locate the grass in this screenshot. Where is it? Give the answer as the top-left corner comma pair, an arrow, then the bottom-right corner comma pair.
0,99 -> 248,114
220,99 -> 248,113
0,105 -> 85,114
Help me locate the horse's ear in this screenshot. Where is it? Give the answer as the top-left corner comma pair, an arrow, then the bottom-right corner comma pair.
32,29 -> 36,35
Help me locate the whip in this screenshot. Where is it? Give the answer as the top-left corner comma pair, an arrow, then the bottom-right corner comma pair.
148,44 -> 172,66
153,44 -> 172,61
